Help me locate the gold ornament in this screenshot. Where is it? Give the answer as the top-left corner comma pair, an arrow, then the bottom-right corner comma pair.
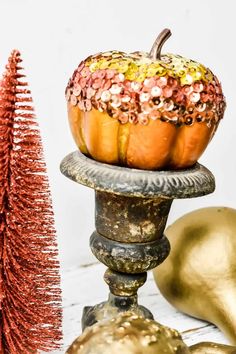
190,342 -> 236,353
66,312 -> 190,353
153,207 -> 236,344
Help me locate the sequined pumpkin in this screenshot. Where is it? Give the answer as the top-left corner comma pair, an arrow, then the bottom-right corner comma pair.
66,51 -> 225,170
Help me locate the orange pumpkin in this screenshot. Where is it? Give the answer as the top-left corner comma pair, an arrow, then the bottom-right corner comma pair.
66,29 -> 225,170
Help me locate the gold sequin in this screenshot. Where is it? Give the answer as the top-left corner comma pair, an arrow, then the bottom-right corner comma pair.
67,50 -> 225,127
181,74 -> 193,85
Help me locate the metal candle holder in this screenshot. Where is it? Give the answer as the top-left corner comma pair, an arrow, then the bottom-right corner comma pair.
60,150 -> 215,330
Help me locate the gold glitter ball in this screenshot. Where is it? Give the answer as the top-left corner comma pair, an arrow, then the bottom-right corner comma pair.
66,313 -> 190,354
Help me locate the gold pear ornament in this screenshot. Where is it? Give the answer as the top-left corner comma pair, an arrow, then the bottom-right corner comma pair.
189,342 -> 236,354
66,312 -> 190,354
153,207 -> 236,344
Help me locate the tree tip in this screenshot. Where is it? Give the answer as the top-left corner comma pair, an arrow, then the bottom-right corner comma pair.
8,49 -> 22,64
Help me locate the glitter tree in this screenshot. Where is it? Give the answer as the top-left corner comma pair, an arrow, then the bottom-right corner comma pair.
0,50 -> 62,353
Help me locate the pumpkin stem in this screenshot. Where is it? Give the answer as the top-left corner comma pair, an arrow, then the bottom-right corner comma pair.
149,28 -> 172,60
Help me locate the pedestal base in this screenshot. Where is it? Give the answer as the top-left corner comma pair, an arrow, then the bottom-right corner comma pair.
80,232 -> 169,329
82,293 -> 153,330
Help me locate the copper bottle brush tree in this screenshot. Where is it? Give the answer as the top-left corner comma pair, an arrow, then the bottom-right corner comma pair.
0,50 -> 62,353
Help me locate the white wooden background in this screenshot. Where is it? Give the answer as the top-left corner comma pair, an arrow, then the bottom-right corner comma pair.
56,261 -> 229,353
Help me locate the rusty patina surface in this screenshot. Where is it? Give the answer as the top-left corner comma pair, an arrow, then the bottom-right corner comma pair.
95,191 -> 172,243
60,150 -> 215,199
90,231 -> 170,274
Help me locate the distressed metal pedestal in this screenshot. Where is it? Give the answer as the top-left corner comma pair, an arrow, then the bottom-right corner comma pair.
60,150 -> 215,330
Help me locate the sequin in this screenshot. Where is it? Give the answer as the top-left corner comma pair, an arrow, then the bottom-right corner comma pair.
116,73 -> 125,82
111,96 -> 121,108
162,87 -> 173,98
89,62 -> 99,72
70,94 -> 77,106
173,91 -> 184,103
78,100 -> 85,110
85,99 -> 92,110
73,85 -> 82,96
99,61 -> 109,69
175,68 -> 186,77
151,86 -> 162,97
168,114 -> 178,123
119,113 -> 129,124
129,112 -> 138,124
81,67 -> 90,78
196,102 -> 206,112
193,82 -> 204,93
142,102 -> 153,114
136,73 -> 146,82
97,101 -> 107,112
189,92 -> 200,103
196,114 -> 203,122
146,68 -> 157,77
95,89 -> 103,100
77,62 -> 85,72
97,70 -> 106,79
137,57 -> 152,65
182,86 -> 193,95
101,90 -> 111,102
163,99 -> 174,111
205,70 -> 213,81
181,74 -> 193,85
185,116 -> 194,125
106,69 -> 116,79
156,99 -> 164,109
168,77 -> 178,87
113,53 -> 123,59
140,92 -> 151,103
92,79 -> 102,89
144,78 -> 156,88
138,64 -> 148,73
149,110 -> 161,120
131,82 -> 141,91
66,89 -> 71,101
110,84 -> 122,95
191,70 -> 202,81
155,67 -> 166,76
109,61 -> 120,70
201,92 -> 209,103
121,95 -> 131,103
117,62 -> 129,73
79,78 -> 87,89
103,51 -> 113,57
126,72 -> 136,80
138,114 -> 149,125
102,80 -> 112,90
86,87 -> 96,99
207,120 -> 212,128
92,71 -> 99,79
156,77 -> 167,87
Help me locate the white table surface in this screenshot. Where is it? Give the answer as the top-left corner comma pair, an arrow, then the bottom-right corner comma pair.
53,262 -> 230,353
